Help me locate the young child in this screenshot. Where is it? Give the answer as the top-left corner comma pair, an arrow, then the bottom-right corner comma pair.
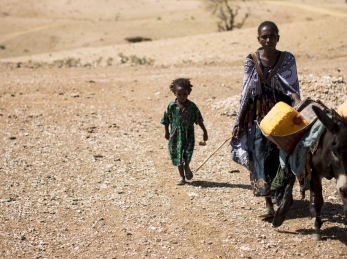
161,78 -> 208,185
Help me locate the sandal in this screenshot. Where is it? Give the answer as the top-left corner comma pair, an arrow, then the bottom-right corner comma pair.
176,178 -> 186,185
185,168 -> 193,180
258,207 -> 275,218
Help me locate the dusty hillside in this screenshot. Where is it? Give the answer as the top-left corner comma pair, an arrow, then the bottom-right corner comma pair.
0,0 -> 347,258
0,0 -> 346,59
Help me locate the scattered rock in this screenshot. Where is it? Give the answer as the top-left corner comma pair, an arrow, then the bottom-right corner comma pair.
71,93 -> 80,98
98,220 -> 105,226
1,198 -> 13,202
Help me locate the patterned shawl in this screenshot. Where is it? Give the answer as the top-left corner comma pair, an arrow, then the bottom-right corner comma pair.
231,51 -> 300,169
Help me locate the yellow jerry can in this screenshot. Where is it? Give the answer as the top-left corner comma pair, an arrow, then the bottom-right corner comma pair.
260,101 -> 309,136
337,99 -> 347,117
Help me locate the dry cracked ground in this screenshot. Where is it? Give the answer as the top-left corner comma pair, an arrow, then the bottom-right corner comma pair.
1,0 -> 347,258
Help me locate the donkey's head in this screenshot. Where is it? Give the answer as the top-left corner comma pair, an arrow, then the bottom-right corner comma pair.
313,105 -> 347,216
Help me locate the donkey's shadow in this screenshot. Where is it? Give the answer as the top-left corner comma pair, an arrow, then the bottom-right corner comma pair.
189,181 -> 347,244
273,199 -> 347,245
286,199 -> 346,223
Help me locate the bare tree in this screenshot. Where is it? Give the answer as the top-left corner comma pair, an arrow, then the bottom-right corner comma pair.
206,0 -> 249,31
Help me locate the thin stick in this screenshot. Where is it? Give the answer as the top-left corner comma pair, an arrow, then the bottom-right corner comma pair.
194,137 -> 232,173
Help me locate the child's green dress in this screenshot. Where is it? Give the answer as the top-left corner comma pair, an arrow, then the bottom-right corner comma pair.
161,99 -> 204,166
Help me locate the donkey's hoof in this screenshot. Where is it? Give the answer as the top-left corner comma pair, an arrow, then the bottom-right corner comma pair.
313,233 -> 322,241
272,215 -> 285,228
272,210 -> 286,228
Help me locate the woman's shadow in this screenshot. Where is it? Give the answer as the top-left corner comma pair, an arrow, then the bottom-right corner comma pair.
188,180 -> 250,190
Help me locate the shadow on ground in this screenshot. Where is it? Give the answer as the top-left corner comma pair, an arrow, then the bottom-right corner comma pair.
269,199 -> 347,245
189,180 -> 250,190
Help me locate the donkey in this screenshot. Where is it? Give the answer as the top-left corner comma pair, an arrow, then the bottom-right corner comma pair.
309,106 -> 347,240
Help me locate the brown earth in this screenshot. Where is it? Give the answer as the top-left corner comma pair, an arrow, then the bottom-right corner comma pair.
1,0 -> 347,258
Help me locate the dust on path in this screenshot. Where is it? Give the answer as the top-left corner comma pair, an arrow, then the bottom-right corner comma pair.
0,22 -> 66,44
263,0 -> 347,18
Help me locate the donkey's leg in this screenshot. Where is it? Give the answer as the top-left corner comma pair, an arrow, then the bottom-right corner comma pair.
310,171 -> 324,240
343,199 -> 347,225
298,176 -> 306,200
309,181 -> 316,218
300,153 -> 312,200
337,177 -> 347,224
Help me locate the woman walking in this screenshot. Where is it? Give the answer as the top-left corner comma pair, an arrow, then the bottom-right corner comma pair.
231,21 -> 301,217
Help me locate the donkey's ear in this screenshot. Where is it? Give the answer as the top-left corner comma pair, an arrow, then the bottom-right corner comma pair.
312,105 -> 337,133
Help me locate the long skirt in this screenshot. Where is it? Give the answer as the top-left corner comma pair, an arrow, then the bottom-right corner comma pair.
248,125 -> 279,196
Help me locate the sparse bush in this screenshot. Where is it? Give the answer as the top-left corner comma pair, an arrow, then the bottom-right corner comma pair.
96,57 -> 103,65
205,0 -> 249,31
118,53 -> 129,64
52,58 -> 81,68
118,53 -> 154,65
53,60 -> 65,68
129,55 -> 154,65
65,58 -> 81,67
182,59 -> 193,64
107,57 -> 113,66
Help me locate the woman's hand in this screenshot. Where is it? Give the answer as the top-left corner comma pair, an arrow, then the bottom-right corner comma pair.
291,93 -> 301,107
232,126 -> 243,138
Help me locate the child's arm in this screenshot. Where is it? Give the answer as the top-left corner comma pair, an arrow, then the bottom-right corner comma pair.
164,125 -> 169,140
198,121 -> 208,141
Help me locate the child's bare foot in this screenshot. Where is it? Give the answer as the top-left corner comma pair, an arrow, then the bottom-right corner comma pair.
185,167 -> 193,180
176,177 -> 186,185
